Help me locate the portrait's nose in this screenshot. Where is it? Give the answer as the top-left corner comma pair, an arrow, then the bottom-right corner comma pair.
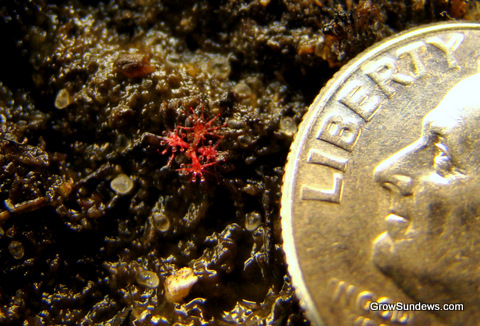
373,142 -> 422,197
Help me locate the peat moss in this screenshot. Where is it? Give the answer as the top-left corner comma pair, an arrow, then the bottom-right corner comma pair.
0,0 -> 477,325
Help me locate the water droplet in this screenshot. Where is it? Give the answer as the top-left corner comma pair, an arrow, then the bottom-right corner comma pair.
279,116 -> 297,136
237,134 -> 253,148
8,241 -> 24,259
136,269 -> 160,289
152,212 -> 170,232
54,88 -> 72,109
110,174 -> 134,195
232,83 -> 254,105
245,211 -> 262,231
208,56 -> 231,79
232,82 -> 251,96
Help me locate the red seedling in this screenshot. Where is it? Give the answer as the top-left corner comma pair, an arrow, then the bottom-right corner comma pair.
178,107 -> 224,147
160,129 -> 189,166
160,107 -> 226,182
177,151 -> 218,182
197,142 -> 222,163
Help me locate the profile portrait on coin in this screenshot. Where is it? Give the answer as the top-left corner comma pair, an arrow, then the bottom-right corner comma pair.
372,72 -> 480,324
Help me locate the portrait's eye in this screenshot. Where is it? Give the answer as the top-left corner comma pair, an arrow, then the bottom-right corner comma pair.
433,137 -> 452,175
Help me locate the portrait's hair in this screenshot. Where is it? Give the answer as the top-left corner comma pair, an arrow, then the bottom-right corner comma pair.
431,72 -> 480,117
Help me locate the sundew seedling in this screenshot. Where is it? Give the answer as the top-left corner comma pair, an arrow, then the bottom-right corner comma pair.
160,107 -> 226,182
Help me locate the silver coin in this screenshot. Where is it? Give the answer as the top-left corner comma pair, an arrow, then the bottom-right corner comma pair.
281,22 -> 480,326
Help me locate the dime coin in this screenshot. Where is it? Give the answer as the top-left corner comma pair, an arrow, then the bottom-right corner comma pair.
281,22 -> 480,326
